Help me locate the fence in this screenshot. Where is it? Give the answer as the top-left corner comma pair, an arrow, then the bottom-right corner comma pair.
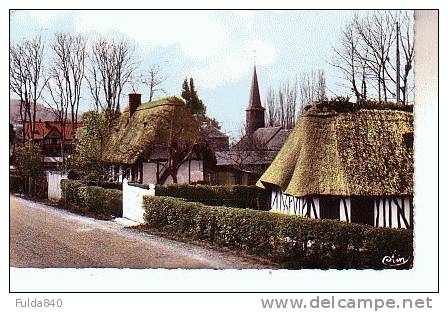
47,171 -> 67,201
122,178 -> 155,223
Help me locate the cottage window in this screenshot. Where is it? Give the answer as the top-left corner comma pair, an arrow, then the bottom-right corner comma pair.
350,197 -> 375,226
319,196 -> 340,220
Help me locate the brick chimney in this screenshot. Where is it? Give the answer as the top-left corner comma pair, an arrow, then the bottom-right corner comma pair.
128,93 -> 142,116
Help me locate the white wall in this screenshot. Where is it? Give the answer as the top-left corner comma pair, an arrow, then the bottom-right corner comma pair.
47,171 -> 67,201
142,163 -> 158,185
122,178 -> 155,223
146,160 -> 204,185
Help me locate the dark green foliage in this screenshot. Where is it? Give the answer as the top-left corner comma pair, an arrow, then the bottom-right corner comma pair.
143,196 -> 413,269
127,182 -> 149,189
155,184 -> 270,210
14,142 -> 44,179
304,97 -> 413,113
61,179 -> 122,217
10,175 -> 24,193
82,180 -> 123,190
181,77 -> 206,115
67,111 -> 110,181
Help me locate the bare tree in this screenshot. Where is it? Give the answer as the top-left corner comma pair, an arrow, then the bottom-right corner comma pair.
265,70 -> 325,129
331,10 -> 414,103
265,87 -> 278,127
45,33 -> 87,161
331,23 -> 368,101
354,12 -> 396,102
265,79 -> 299,129
10,37 -> 47,140
87,38 -> 137,122
45,66 -> 70,160
141,65 -> 167,102
299,70 -> 327,107
282,78 -> 299,129
397,11 -> 415,104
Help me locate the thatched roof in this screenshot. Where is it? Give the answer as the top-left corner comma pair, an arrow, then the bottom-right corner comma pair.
102,96 -> 203,164
257,104 -> 414,197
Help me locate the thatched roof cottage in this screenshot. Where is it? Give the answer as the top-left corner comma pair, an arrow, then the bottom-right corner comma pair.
102,94 -> 212,185
257,101 -> 414,229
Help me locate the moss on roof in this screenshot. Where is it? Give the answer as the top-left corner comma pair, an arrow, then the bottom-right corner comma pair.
257,105 -> 414,197
303,97 -> 413,114
102,96 -> 203,164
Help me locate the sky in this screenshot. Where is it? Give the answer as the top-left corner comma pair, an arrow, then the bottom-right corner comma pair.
10,10 -> 372,137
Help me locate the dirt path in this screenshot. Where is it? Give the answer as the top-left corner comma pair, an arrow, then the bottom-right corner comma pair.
10,195 -> 273,269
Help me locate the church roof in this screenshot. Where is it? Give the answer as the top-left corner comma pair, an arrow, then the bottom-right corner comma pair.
257,101 -> 414,197
246,66 -> 263,110
234,126 -> 291,151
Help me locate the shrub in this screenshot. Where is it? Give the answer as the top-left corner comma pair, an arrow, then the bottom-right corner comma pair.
82,180 -> 123,190
61,179 -> 122,217
10,174 -> 24,193
155,184 -> 270,210
143,196 -> 413,269
14,142 -> 44,180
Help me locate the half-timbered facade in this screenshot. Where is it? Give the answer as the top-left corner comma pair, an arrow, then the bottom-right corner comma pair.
22,120 -> 83,170
257,101 -> 414,229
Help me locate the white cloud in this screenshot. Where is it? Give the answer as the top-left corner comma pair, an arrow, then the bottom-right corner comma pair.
189,39 -> 277,89
74,11 -> 227,60
23,10 -> 277,89
23,10 -> 69,28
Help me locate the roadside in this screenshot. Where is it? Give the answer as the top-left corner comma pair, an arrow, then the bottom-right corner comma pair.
10,195 -> 276,269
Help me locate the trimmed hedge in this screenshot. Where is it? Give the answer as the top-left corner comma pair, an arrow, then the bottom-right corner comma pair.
143,196 -> 413,269
10,175 -> 24,193
155,184 -> 270,210
82,180 -> 123,190
61,179 -> 122,217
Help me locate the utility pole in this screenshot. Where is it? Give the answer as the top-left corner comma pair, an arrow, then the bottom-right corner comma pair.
396,22 -> 401,104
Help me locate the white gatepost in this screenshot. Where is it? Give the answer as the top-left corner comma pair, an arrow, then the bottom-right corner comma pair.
122,178 -> 155,223
47,171 -> 68,201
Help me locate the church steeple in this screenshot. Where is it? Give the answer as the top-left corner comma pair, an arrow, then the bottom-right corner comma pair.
245,65 -> 265,134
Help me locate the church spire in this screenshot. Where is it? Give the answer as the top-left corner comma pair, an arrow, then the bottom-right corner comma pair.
245,65 -> 265,134
247,65 -> 262,109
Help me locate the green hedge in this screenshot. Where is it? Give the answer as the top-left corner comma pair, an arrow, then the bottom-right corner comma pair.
82,180 -> 123,190
155,184 -> 270,210
143,196 -> 413,269
61,179 -> 122,217
10,175 -> 24,193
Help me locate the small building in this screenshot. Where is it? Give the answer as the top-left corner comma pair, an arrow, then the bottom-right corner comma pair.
102,94 -> 212,185
21,120 -> 83,170
200,123 -> 230,152
257,102 -> 414,229
211,65 -> 291,185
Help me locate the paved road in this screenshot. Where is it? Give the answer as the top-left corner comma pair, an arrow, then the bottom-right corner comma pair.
10,195 -> 272,269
